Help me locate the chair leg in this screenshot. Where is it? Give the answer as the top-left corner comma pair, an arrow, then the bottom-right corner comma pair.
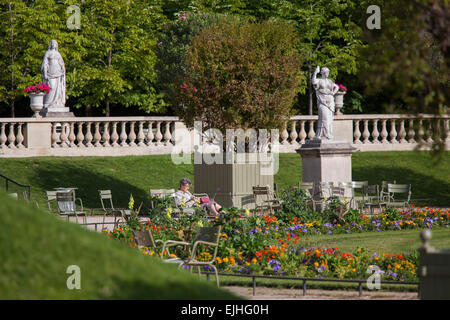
211,265 -> 219,287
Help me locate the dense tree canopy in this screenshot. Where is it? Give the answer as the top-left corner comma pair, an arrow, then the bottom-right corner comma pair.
0,0 -> 448,121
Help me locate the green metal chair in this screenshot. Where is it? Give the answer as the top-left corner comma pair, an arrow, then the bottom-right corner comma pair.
56,190 -> 87,224
132,229 -> 164,254
98,190 -> 131,228
361,184 -> 386,215
380,180 -> 396,202
298,182 -> 320,212
160,226 -> 222,287
252,185 -> 281,216
345,181 -> 369,210
386,184 -> 412,210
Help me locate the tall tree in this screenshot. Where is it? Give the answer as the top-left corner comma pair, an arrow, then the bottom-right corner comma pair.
70,0 -> 167,116
277,0 -> 364,115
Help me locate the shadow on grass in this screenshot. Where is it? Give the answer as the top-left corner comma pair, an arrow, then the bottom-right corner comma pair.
33,163 -> 150,211
352,165 -> 450,206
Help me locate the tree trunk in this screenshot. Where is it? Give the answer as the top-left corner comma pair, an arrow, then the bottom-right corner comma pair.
308,63 -> 313,115
105,96 -> 110,117
9,2 -> 15,118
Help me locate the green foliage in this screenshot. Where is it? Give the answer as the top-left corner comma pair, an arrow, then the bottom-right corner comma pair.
176,17 -> 304,133
155,11 -> 231,109
278,187 -> 319,223
358,0 -> 449,148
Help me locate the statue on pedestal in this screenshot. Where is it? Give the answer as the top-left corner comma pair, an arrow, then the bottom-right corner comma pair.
41,40 -> 66,110
312,66 -> 339,140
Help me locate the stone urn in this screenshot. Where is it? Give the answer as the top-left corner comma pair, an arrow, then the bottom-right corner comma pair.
29,92 -> 46,118
334,91 -> 346,115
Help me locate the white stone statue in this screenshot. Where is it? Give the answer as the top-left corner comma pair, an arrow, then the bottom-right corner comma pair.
41,40 -> 66,110
312,66 -> 339,140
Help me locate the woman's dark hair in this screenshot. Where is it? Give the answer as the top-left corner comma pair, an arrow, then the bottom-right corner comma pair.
179,178 -> 192,188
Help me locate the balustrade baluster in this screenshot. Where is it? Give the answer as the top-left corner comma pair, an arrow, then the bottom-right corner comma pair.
163,121 -> 172,146
425,119 -> 434,144
389,119 -> 398,143
379,120 -> 388,144
120,122 -> 128,147
362,120 -> 370,144
102,122 -> 111,147
307,120 -> 315,141
84,122 -> 93,147
155,122 -> 163,145
353,120 -> 361,144
68,122 -> 76,147
444,119 -> 450,145
417,119 -> 425,143
407,119 -> 416,143
128,122 -> 137,147
51,123 -> 59,148
398,119 -> 407,143
93,122 -> 102,147
0,124 -> 7,148
371,119 -> 380,144
146,121 -> 154,146
59,122 -> 69,148
281,123 -> 289,145
298,121 -> 306,144
76,122 -> 85,147
137,121 -> 145,147
289,121 -> 298,145
7,123 -> 16,148
16,123 -> 25,148
110,122 -> 119,147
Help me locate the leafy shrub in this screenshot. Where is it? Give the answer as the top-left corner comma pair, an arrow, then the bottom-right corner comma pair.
175,17 -> 305,134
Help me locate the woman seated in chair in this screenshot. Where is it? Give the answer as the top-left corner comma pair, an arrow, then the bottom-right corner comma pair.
173,178 -> 222,216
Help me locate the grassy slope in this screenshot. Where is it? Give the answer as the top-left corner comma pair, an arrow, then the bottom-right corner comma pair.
0,151 -> 449,209
0,191 -> 238,299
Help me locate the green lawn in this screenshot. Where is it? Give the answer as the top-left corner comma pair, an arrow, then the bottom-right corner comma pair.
0,151 -> 448,210
299,227 -> 450,254
0,190 -> 239,299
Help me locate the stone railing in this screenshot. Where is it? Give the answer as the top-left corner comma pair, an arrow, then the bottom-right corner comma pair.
279,114 -> 450,152
0,114 -> 448,157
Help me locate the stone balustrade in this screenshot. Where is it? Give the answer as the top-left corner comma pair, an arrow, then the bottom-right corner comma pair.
0,114 -> 448,157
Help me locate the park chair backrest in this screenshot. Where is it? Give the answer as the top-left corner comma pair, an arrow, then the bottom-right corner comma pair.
8,193 -> 18,199
381,180 -> 396,193
331,186 -> 346,199
319,182 -> 334,198
387,184 -> 411,201
46,190 -> 57,211
99,190 -> 115,210
132,229 -> 157,248
194,226 -> 221,247
298,182 -> 314,198
56,190 -> 76,213
252,185 -> 275,204
150,189 -> 175,198
362,184 -> 380,200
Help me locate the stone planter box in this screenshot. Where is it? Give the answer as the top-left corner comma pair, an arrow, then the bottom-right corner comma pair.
193,153 -> 274,209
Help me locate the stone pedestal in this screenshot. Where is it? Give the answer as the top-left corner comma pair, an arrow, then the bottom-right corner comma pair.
296,138 -> 358,197
41,107 -> 74,118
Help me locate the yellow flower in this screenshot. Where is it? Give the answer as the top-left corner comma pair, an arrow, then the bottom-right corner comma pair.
314,262 -> 319,267
166,206 -> 173,219
128,194 -> 134,210
245,208 -> 250,216
223,257 -> 229,263
197,220 -> 203,227
252,258 -> 257,264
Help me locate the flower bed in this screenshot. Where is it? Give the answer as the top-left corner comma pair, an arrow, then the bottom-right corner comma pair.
104,193 -> 449,282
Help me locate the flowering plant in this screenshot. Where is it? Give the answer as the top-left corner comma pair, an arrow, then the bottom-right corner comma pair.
24,82 -> 50,94
336,83 -> 347,93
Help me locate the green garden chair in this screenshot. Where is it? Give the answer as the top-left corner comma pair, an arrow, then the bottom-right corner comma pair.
361,184 -> 386,215
45,190 -> 58,212
252,185 -> 282,216
160,226 -> 222,287
56,189 -> 87,224
298,181 -> 320,212
386,184 -> 412,210
98,190 -> 131,228
132,228 -> 164,255
380,180 -> 396,202
351,181 -> 369,210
